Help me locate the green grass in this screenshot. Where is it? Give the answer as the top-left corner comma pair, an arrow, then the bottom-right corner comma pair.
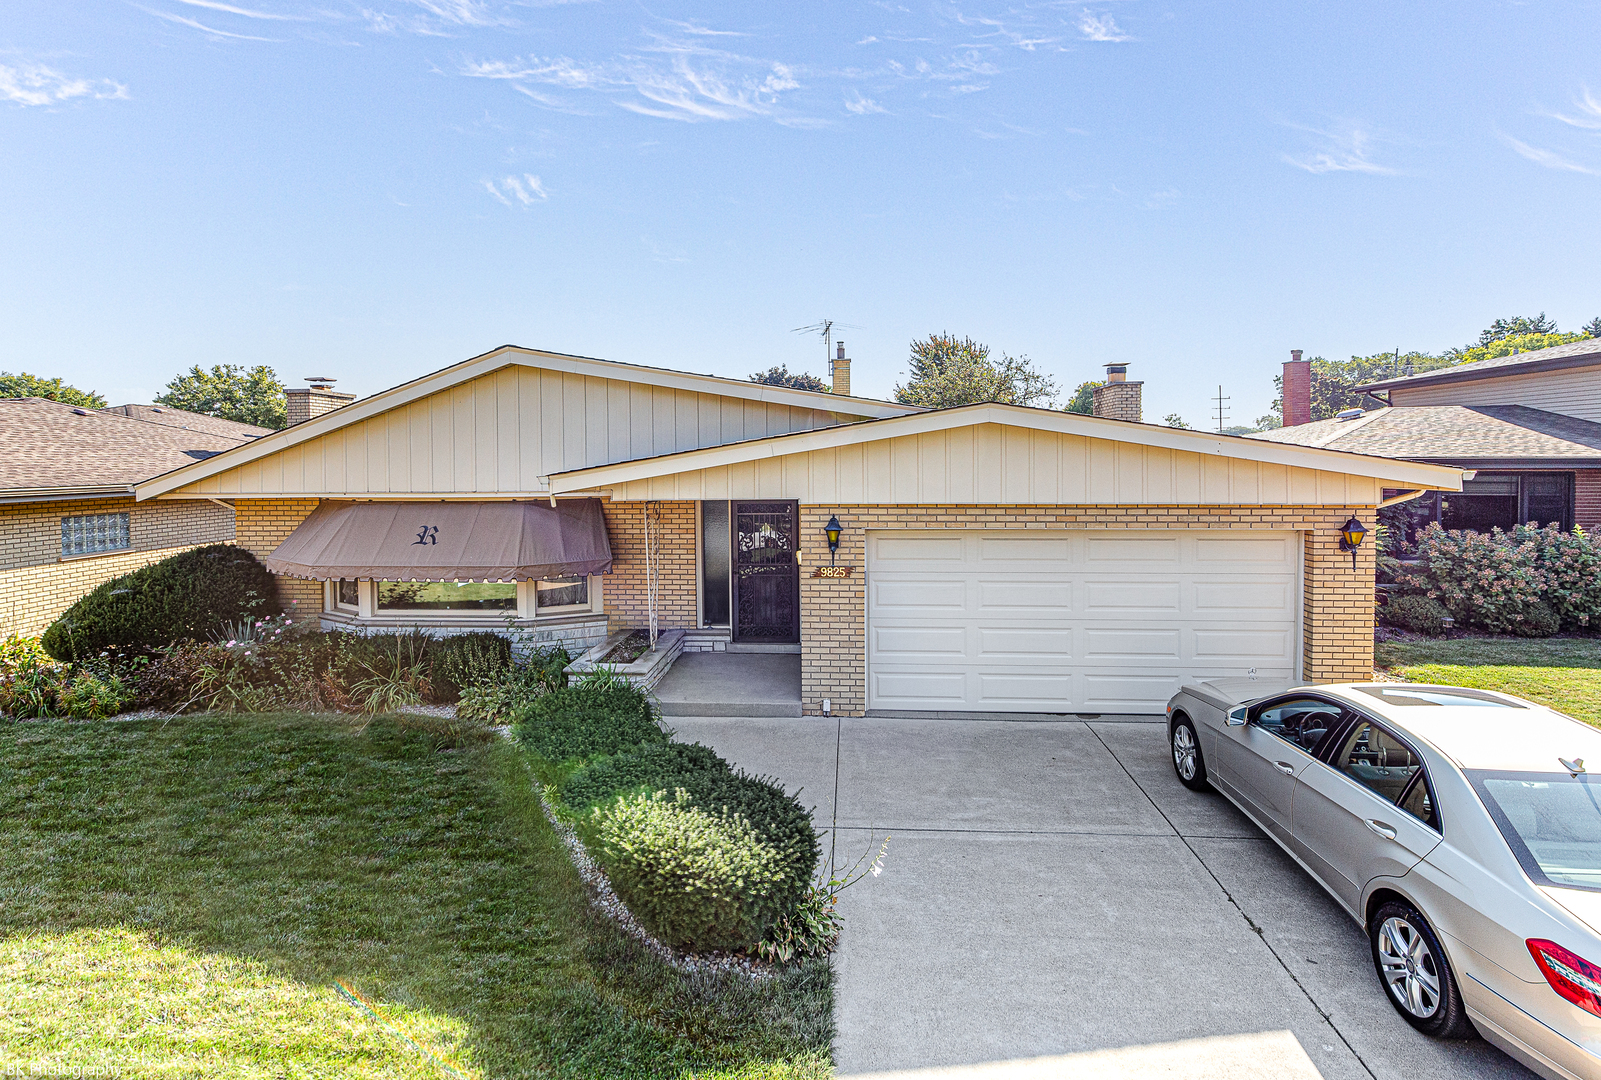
1376,636 -> 1601,726
0,713 -> 831,1079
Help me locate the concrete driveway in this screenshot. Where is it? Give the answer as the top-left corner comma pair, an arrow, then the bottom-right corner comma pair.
669,714 -> 1536,1080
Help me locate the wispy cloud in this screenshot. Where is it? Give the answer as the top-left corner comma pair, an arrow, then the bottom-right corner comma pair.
361,0 -> 515,35
955,12 -> 1059,51
141,7 -> 285,40
174,0 -> 298,19
1502,134 -> 1597,175
660,19 -> 744,37
464,36 -> 806,123
1547,86 -> 1601,131
1077,12 -> 1130,43
1281,123 -> 1396,175
845,90 -> 886,115
484,173 -> 549,204
0,62 -> 127,106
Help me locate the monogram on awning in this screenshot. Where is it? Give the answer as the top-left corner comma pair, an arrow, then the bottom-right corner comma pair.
264,498 -> 612,581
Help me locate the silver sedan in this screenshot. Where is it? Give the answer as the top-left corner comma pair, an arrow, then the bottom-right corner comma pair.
1167,679 -> 1601,1080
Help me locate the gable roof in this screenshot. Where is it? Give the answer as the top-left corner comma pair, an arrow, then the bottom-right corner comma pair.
0,398 -> 265,499
1357,338 -> 1601,394
101,403 -> 273,440
136,344 -> 918,500
1248,405 -> 1601,467
547,401 -> 1464,495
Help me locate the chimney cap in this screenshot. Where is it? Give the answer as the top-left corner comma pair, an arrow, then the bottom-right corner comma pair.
1289,349 -> 1304,363
1104,362 -> 1129,383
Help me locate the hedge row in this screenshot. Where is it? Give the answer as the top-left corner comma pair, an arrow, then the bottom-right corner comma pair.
515,681 -> 820,954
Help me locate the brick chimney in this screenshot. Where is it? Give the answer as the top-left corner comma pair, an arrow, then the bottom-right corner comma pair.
831,342 -> 851,396
1091,363 -> 1142,422
1282,349 -> 1312,427
285,377 -> 355,426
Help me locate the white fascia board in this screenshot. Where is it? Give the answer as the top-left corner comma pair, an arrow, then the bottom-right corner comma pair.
548,403 -> 1467,492
0,485 -> 133,505
136,344 -> 917,501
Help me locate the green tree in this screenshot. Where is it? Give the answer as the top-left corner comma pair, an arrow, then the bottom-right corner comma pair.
0,372 -> 105,408
893,334 -> 1057,409
1476,313 -> 1558,346
1584,316 -> 1601,339
1065,380 -> 1102,415
1162,413 -> 1190,429
1447,330 -> 1589,365
156,364 -> 287,429
1267,350 -> 1455,423
749,365 -> 829,393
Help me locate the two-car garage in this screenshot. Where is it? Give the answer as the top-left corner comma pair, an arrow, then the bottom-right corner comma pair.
865,530 -> 1302,714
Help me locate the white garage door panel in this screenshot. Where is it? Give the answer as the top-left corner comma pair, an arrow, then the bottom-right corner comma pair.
867,529 -> 1299,714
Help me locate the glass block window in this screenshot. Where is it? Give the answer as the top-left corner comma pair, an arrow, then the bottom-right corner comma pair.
61,512 -> 130,557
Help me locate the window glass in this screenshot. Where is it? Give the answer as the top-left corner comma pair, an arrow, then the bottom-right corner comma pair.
1332,721 -> 1421,808
1253,698 -> 1343,754
61,512 -> 130,557
1473,773 -> 1601,891
335,579 -> 360,608
701,500 -> 730,626
1400,776 -> 1439,831
1524,474 -> 1571,529
535,576 -> 588,610
377,580 -> 516,611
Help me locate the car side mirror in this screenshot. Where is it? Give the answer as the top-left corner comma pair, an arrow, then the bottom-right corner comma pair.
1226,706 -> 1248,727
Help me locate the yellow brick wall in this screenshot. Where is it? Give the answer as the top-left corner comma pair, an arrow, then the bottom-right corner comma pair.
0,496 -> 236,637
601,500 -> 698,632
796,504 -> 1377,717
232,498 -> 324,617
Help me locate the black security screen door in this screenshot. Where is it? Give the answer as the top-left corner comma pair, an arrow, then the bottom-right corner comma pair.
732,501 -> 800,643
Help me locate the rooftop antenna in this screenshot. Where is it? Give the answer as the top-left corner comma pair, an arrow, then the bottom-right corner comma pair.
1213,385 -> 1231,432
792,319 -> 862,367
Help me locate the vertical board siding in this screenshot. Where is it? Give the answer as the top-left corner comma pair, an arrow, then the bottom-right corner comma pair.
603,424 -> 1383,506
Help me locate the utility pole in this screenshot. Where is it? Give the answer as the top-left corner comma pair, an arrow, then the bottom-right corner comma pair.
1213,385 -> 1231,432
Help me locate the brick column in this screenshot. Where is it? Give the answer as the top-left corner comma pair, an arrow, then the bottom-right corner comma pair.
1300,508 -> 1376,682
800,505 -> 867,716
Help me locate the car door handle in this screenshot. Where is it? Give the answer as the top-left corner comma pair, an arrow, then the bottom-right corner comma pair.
1365,819 -> 1398,840
1275,761 -> 1296,774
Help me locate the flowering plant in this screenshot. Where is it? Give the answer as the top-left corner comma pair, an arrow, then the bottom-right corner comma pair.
1396,522 -> 1600,635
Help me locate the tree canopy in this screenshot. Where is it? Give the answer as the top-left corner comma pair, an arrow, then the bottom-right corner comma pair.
156,364 -> 287,429
0,372 -> 105,408
749,365 -> 829,393
1064,380 -> 1101,415
1475,313 -> 1558,346
894,334 -> 1057,410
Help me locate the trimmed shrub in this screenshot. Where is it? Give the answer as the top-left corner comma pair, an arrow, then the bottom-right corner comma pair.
1514,599 -> 1561,638
429,632 -> 514,704
589,788 -> 786,952
42,545 -> 280,661
1381,594 -> 1451,636
513,681 -> 666,762
1396,523 -> 1590,636
562,740 -> 821,918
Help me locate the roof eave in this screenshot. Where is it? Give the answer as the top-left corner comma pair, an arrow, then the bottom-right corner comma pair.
0,485 -> 134,505
1357,352 -> 1601,394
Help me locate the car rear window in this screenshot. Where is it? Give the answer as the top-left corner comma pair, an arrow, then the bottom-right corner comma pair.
1470,771 -> 1601,892
1356,686 -> 1523,709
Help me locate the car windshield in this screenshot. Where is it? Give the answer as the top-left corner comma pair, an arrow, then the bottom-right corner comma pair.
1470,771 -> 1601,891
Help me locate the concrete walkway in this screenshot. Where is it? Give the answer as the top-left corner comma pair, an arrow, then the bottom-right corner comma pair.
669,714 -> 1535,1080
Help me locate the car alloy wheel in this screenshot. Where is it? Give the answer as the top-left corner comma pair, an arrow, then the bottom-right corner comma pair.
1368,900 -> 1474,1038
1169,716 -> 1209,791
1378,915 -> 1441,1018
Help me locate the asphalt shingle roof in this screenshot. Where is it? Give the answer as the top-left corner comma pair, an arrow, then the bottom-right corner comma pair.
1357,338 -> 1601,393
1248,405 -> 1601,463
99,403 -> 272,440
0,398 -> 268,492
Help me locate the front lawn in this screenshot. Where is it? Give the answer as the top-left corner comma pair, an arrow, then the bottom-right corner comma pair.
0,713 -> 830,1079
1376,636 -> 1601,726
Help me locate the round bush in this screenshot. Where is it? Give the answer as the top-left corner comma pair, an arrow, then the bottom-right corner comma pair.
589,788 -> 786,952
1382,594 -> 1451,635
512,682 -> 667,762
1512,599 -> 1561,638
42,545 -> 281,661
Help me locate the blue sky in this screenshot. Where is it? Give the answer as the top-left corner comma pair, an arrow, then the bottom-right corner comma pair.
3,0 -> 1599,426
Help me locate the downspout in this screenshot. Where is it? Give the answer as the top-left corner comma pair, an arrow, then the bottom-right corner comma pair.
1377,489 -> 1429,509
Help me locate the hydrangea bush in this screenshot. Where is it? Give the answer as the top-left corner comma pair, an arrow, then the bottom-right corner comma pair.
1395,522 -> 1601,636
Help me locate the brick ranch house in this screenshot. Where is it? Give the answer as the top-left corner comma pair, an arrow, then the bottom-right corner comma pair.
134,345 -> 1462,717
0,399 -> 270,637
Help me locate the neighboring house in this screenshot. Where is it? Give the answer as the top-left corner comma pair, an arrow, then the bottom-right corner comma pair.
1253,340 -> 1601,539
134,344 -> 1460,716
0,399 -> 270,637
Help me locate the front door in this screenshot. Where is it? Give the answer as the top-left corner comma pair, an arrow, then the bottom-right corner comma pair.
732,501 -> 799,643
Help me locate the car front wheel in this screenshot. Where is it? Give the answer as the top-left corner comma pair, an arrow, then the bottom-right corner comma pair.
1370,900 -> 1474,1039
1170,714 -> 1209,791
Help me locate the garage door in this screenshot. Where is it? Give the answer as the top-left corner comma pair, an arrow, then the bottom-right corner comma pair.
866,530 -> 1300,714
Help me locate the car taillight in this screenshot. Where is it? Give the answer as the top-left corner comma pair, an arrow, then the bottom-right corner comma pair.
1528,939 -> 1601,1017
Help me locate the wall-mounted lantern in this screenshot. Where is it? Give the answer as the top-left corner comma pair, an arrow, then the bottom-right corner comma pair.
1338,515 -> 1368,570
824,514 -> 843,566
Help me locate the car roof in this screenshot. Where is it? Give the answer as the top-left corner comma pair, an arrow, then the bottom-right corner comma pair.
1317,684 -> 1601,772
